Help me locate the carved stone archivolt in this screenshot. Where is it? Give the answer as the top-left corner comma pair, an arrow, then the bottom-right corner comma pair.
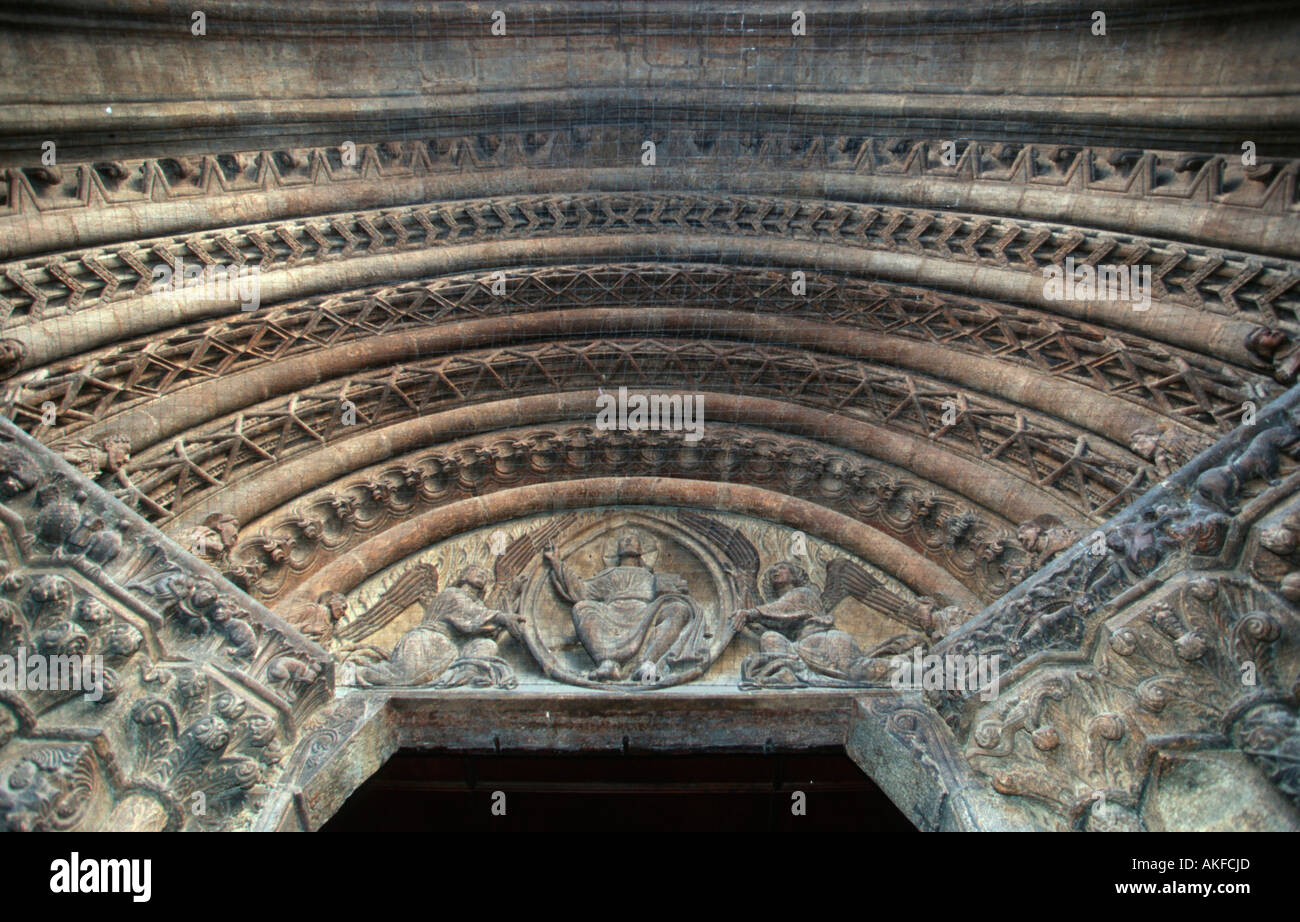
3,193 -> 1294,355
7,133 -> 1296,256
220,423 -> 1027,609
1,0 -> 1297,832
89,339 -> 1146,528
7,265 -> 1268,449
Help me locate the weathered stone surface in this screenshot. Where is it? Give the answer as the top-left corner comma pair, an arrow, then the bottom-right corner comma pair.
936,388 -> 1300,830
0,417 -> 331,830
0,0 -> 1297,831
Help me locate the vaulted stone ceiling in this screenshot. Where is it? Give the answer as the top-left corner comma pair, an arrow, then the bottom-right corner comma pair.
0,1 -> 1298,831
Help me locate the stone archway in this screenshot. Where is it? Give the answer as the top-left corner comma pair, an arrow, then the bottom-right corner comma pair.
1,1 -> 1298,832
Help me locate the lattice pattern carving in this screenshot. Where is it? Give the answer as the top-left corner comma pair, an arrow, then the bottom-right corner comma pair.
2,193 -> 1296,330
101,337 -> 1151,524
6,265 -> 1272,445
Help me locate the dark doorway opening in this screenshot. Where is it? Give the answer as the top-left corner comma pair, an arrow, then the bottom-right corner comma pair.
322,748 -> 917,832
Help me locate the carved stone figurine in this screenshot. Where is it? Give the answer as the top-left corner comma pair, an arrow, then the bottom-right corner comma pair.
60,435 -> 131,482
1129,427 -> 1198,478
1016,515 -> 1078,570
285,591 -> 348,646
1195,408 -> 1300,513
542,531 -> 708,682
1245,326 -> 1300,385
735,560 -> 923,688
350,566 -> 519,689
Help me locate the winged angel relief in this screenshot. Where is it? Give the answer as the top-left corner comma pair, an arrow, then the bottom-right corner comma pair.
337,511 -> 940,691
339,563 -> 522,689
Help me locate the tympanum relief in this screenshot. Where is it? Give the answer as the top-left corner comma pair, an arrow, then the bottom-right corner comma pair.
335,507 -> 964,691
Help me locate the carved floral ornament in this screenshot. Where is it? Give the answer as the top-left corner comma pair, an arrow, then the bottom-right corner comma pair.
0,418 -> 330,831
220,422 -> 1029,610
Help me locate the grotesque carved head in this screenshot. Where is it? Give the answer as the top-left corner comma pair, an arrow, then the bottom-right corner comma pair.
1128,428 -> 1161,460
101,435 -> 131,472
104,623 -> 144,658
0,443 -> 40,499
28,574 -> 72,608
74,597 -> 112,628
1016,514 -> 1070,552
1245,326 -> 1288,359
0,339 -> 25,379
